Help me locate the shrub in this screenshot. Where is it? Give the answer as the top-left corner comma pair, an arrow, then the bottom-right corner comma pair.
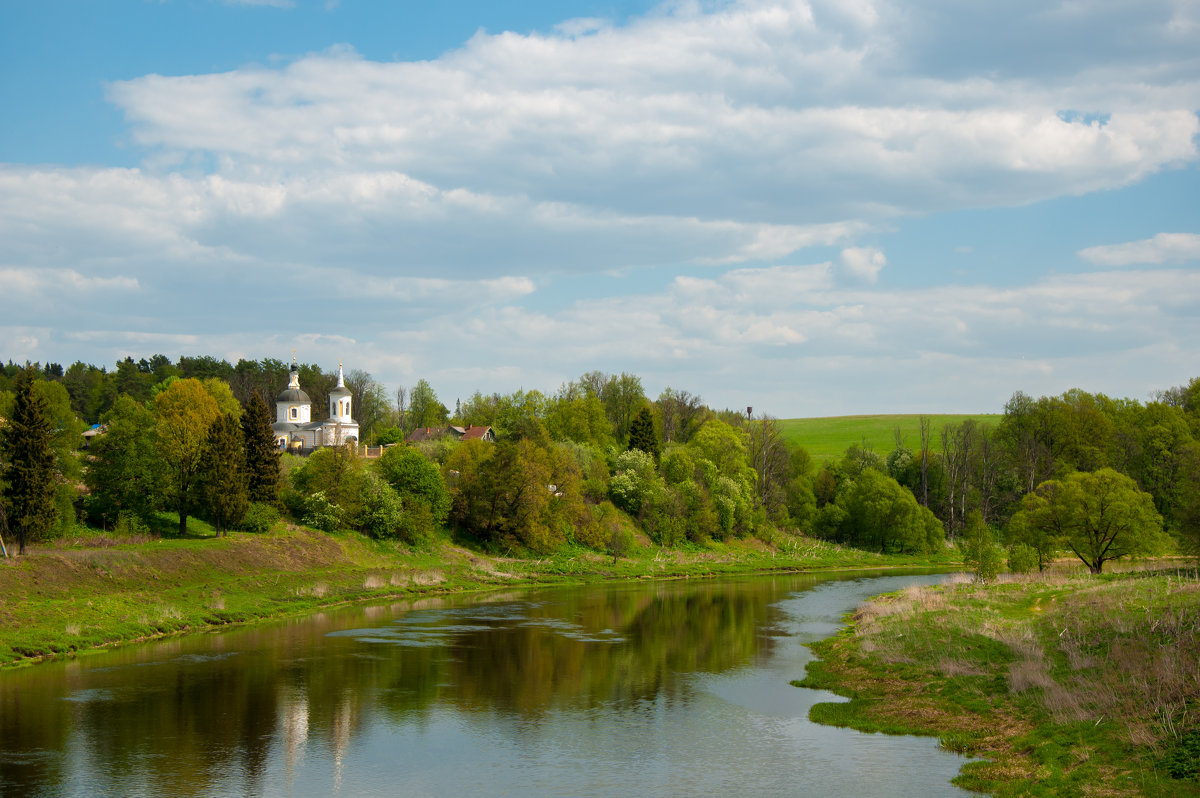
962,512 -> 1001,583
302,491 -> 343,533
358,472 -> 406,539
240,501 -> 279,534
1007,542 -> 1039,574
1162,730 -> 1200,781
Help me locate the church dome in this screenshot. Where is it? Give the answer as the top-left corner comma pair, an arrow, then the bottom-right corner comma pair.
276,386 -> 312,404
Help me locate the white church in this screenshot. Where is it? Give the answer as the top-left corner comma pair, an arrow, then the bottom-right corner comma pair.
272,357 -> 359,451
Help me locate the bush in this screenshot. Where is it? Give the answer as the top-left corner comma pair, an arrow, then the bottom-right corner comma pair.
302,491 -> 344,533
1162,730 -> 1200,781
358,472 -> 405,539
240,502 -> 279,534
1007,542 -> 1039,574
962,512 -> 1001,583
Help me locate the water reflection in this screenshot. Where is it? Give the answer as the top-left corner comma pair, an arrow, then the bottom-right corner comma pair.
0,571 -> 971,797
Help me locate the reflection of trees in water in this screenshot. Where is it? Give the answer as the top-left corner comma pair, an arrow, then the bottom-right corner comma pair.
0,579 -> 792,794
448,581 -> 780,715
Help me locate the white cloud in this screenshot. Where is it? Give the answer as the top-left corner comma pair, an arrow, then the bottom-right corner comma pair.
1078,232 -> 1200,266
839,247 -> 886,283
102,0 -> 1200,230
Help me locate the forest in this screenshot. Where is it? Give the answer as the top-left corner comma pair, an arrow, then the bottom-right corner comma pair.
1,356 -> 1197,572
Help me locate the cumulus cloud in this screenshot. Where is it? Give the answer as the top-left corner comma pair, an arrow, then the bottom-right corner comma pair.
1078,232 -> 1200,266
103,0 -> 1199,228
4,0 -> 1199,413
839,247 -> 886,283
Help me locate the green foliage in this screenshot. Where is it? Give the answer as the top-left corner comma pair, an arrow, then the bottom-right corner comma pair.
84,395 -> 163,526
627,405 -> 660,459
375,445 -> 450,524
198,413 -> 249,536
1006,542 -> 1039,574
830,469 -> 942,554
1010,468 -> 1168,573
357,470 -> 406,539
240,501 -> 279,534
1161,730 -> 1200,781
301,490 -> 343,533
291,445 -> 365,521
606,525 -> 633,562
154,378 -> 221,536
661,446 -> 694,485
608,448 -> 660,515
32,379 -> 83,481
0,367 -> 59,552
241,391 -> 280,504
960,512 -> 1001,582
408,378 -> 449,430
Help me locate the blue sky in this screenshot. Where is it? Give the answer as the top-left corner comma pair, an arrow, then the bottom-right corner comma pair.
2,0 -> 1198,417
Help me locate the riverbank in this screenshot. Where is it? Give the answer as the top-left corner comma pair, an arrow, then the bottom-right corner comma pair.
0,524 -> 958,667
796,565 -> 1200,797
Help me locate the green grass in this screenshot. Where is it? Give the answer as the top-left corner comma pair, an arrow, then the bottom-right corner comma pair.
0,522 -> 962,667
795,566 -> 1200,796
778,414 -> 1003,463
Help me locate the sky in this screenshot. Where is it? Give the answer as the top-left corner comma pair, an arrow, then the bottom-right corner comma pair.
2,0 -> 1198,418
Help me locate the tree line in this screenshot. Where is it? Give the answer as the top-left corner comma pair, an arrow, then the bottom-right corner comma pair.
1,356 -> 1197,572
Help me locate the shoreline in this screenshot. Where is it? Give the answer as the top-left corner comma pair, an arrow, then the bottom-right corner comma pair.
0,525 -> 959,669
794,564 -> 1200,797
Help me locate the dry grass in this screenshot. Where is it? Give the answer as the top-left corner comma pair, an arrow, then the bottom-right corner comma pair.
832,565 -> 1200,792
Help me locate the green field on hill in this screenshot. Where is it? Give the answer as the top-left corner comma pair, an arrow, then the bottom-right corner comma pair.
778,414 -> 1003,463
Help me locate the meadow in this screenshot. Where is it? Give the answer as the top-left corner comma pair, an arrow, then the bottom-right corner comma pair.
797,564 -> 1200,796
778,414 -> 1003,463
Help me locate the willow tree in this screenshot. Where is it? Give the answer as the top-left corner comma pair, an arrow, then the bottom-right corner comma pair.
1010,468 -> 1167,574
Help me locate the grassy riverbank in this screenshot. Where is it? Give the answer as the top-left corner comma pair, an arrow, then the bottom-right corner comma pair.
796,565 -> 1200,797
0,523 -> 958,667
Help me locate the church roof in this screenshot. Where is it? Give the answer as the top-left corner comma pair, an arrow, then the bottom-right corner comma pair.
276,386 -> 312,405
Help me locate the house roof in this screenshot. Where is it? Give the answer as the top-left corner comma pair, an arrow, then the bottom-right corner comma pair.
459,425 -> 494,440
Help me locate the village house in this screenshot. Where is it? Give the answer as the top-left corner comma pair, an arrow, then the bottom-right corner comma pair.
407,424 -> 495,443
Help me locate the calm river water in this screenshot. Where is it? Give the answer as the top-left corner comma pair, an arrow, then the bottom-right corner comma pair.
0,571 -> 974,797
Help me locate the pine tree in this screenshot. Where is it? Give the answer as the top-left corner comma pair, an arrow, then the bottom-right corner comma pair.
242,391 -> 280,504
199,414 -> 249,537
0,367 -> 58,554
627,406 -> 660,461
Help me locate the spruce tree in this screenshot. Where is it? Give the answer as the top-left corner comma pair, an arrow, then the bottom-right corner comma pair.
0,367 -> 58,554
627,405 -> 660,461
199,414 -> 248,536
242,391 -> 280,504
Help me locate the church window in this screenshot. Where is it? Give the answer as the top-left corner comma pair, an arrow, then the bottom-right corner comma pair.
290,407 -> 297,420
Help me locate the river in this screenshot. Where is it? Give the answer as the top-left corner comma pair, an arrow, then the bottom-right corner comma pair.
0,570 -> 973,797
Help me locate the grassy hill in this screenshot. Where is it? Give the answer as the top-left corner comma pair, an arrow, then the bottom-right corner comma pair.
778,414 -> 1003,463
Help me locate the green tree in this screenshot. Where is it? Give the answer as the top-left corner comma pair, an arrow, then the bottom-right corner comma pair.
408,378 -> 449,431
291,445 -> 365,522
84,395 -> 163,526
376,445 -> 451,524
1010,468 -> 1167,574
961,511 -> 1001,582
154,378 -> 221,536
358,470 -> 406,539
835,469 -> 941,554
0,368 -> 58,554
241,391 -> 280,504
199,414 -> 249,536
627,405 -> 660,460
